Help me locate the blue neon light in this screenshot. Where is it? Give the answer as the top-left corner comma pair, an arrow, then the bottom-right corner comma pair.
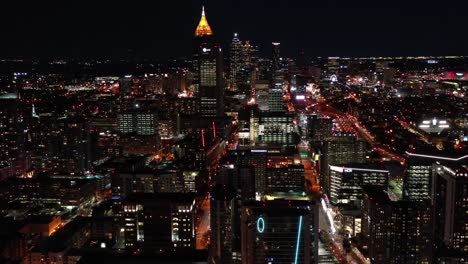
294,215 -> 303,264
257,217 -> 265,233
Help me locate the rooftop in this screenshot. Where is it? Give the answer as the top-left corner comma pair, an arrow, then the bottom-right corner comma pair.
194,6 -> 213,37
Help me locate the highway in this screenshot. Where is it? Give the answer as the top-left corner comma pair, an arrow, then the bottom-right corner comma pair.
315,103 -> 405,163
195,192 -> 210,250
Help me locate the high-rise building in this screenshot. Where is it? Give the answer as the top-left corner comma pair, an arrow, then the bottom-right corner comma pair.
121,193 -> 195,253
229,33 -> 242,91
307,115 -> 333,143
210,159 -> 256,263
432,164 -> 468,259
117,110 -> 158,136
291,74 -> 308,97
268,42 -> 284,113
258,112 -> 295,145
225,149 -> 267,196
210,184 -> 237,264
328,163 -> 389,207
266,164 -> 305,194
267,83 -> 284,112
241,199 -> 319,264
325,57 -> 340,80
242,41 -> 258,70
194,6 -> 224,117
0,93 -> 25,179
32,116 -> 88,175
239,40 -> 259,97
271,42 -> 281,79
403,150 -> 468,201
361,186 -> 433,264
321,133 -> 367,197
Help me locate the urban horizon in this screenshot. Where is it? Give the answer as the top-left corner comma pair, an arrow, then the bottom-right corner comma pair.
0,3 -> 467,264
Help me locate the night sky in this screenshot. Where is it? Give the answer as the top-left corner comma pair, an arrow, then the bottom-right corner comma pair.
1,0 -> 468,59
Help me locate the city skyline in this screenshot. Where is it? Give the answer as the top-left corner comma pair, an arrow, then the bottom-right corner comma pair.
1,1 -> 468,58
0,2 -> 467,264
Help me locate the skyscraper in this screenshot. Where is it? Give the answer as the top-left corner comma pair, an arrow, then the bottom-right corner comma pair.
268,43 -> 284,113
241,199 -> 319,264
121,193 -> 195,252
32,116 -> 88,175
117,110 -> 158,136
432,164 -> 468,260
404,150 -> 468,201
321,133 -> 367,198
194,6 -> 224,117
210,184 -> 237,264
267,85 -> 284,112
229,33 -> 242,91
328,163 -> 389,208
271,42 -> 281,79
361,186 -> 433,264
0,93 -> 25,179
307,114 -> 333,143
266,164 -> 305,194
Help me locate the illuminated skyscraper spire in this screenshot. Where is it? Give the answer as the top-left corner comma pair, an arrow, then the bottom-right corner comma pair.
195,6 -> 213,37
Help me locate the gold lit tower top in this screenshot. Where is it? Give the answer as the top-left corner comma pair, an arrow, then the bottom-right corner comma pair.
195,6 -> 213,37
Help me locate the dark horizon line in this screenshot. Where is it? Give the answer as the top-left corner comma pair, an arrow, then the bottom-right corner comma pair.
1,53 -> 467,62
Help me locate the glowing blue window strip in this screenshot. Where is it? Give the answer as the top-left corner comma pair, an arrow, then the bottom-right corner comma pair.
294,215 -> 303,264
257,217 -> 265,233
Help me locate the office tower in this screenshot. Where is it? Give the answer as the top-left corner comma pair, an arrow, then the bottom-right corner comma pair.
102,155 -> 152,200
271,42 -> 281,79
182,171 -> 198,193
153,170 -> 185,193
210,161 -> 256,263
121,193 -> 195,252
383,67 -> 396,84
268,42 -> 284,112
32,116 -> 88,174
375,60 -> 388,82
321,133 -> 366,197
117,110 -> 158,136
242,40 -> 258,70
241,200 -> 319,264
238,104 -> 259,146
403,150 -> 468,201
86,118 -> 122,165
267,83 -> 284,112
432,164 -> 468,260
0,93 -> 25,179
237,166 -> 256,200
249,107 -> 260,145
258,112 -> 295,145
291,74 -> 308,97
361,186 -> 433,264
328,163 -> 389,207
226,149 -> 267,196
254,80 -> 270,111
266,164 -> 305,194
307,114 -> 333,143
229,33 -> 242,91
325,57 -> 340,79
210,184 -> 237,264
162,71 -> 188,96
217,163 -> 256,202
238,40 -> 259,97
158,118 -> 176,140
119,76 -> 133,94
194,6 -> 224,117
